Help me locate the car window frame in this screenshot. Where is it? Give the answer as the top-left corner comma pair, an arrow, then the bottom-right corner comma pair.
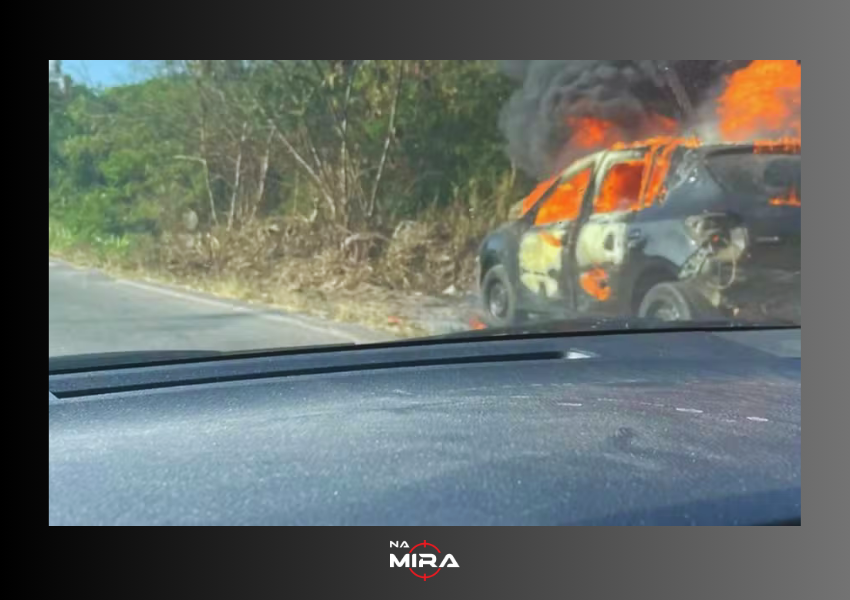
586,148 -> 652,218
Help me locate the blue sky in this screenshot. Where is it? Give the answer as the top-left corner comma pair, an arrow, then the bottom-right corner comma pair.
63,60 -> 152,87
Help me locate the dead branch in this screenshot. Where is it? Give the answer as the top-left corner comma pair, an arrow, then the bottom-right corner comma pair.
228,121 -> 249,230
340,61 -> 360,215
251,124 -> 275,222
368,61 -> 405,218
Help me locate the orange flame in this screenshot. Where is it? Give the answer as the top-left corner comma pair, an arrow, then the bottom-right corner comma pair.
770,187 -> 801,207
718,60 -> 801,141
569,116 -> 620,149
533,169 -> 592,225
594,161 -> 645,213
524,135 -> 702,221
754,138 -> 802,154
568,115 -> 679,150
521,173 -> 560,215
580,267 -> 611,301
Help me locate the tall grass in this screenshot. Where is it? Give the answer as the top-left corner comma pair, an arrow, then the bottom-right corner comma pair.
49,170 -> 523,299
49,218 -> 132,266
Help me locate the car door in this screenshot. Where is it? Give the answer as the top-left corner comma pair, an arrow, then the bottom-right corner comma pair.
572,149 -> 651,313
517,156 -> 598,315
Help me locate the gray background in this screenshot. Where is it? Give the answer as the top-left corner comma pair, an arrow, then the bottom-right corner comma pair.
47,0 -> 846,595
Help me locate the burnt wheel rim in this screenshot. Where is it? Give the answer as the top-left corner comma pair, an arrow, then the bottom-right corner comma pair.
646,300 -> 682,322
487,281 -> 509,319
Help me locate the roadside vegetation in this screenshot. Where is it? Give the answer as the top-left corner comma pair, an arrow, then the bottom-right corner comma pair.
49,61 -> 533,333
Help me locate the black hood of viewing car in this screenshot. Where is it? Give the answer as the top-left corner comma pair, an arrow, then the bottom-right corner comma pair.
50,326 -> 801,525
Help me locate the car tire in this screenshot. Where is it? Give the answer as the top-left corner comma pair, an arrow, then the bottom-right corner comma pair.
637,281 -> 715,322
481,265 -> 522,327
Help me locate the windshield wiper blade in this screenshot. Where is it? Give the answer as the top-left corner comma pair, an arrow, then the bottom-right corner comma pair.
49,350 -> 225,373
427,316 -> 799,341
48,341 -> 360,374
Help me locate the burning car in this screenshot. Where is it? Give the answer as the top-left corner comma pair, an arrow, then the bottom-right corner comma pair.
477,138 -> 801,325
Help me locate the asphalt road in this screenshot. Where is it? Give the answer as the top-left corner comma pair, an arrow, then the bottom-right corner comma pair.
49,260 -> 390,358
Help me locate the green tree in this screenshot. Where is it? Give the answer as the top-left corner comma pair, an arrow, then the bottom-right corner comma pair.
50,60 -> 523,254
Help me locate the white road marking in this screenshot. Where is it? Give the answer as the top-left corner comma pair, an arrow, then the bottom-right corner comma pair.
747,416 -> 770,422
49,261 -> 58,268
115,278 -> 362,343
558,402 -> 583,407
675,408 -> 704,414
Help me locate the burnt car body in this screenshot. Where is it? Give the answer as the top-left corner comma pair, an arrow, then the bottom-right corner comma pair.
477,141 -> 801,325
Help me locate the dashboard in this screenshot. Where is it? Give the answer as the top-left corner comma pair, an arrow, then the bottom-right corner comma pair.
48,327 -> 801,525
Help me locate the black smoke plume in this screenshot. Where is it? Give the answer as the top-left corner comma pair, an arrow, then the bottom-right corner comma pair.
499,60 -> 750,178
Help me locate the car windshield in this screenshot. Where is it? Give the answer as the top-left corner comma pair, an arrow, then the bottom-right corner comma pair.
49,60 -> 802,365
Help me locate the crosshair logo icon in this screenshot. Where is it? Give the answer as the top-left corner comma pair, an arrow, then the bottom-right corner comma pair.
408,540 -> 442,580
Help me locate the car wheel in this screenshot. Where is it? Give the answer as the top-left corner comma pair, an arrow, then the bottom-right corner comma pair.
638,281 -> 715,322
481,265 -> 521,327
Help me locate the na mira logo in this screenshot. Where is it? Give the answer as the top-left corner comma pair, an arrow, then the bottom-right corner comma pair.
390,540 -> 459,580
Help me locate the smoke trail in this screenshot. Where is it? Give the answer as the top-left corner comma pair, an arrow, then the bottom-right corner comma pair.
499,60 -> 749,177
